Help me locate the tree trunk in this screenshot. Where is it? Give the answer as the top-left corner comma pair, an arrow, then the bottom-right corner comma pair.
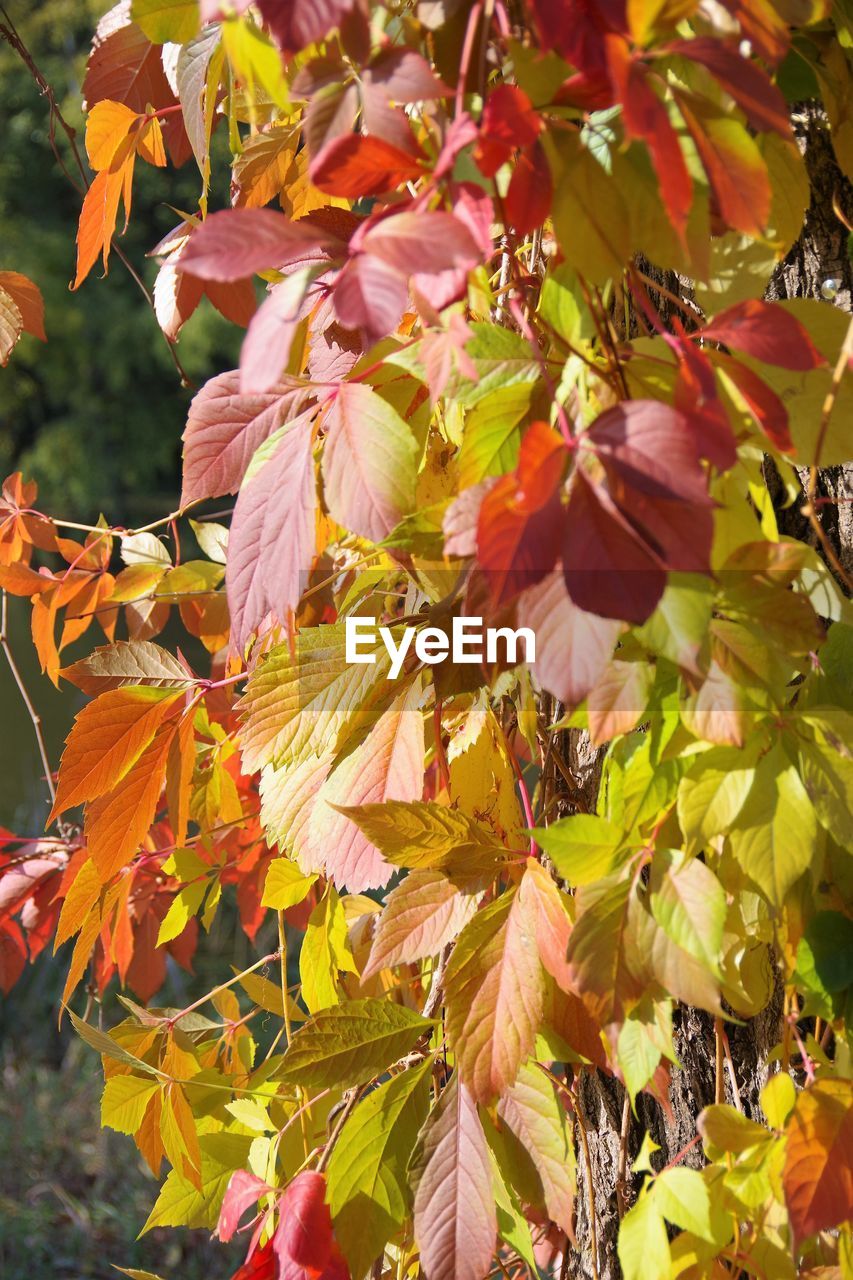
558,106 -> 852,1280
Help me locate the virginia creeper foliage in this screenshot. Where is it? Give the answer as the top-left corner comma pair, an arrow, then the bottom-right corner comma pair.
1,1 -> 852,1277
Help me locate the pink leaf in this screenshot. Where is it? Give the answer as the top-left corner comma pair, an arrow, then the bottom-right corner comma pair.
412,1074 -> 497,1280
357,210 -> 479,277
227,412 -> 317,648
178,209 -> 339,282
240,269 -> 317,394
181,370 -> 311,505
311,684 -> 425,891
321,382 -> 417,542
332,253 -> 409,345
521,573 -> 621,705
218,1169 -> 270,1243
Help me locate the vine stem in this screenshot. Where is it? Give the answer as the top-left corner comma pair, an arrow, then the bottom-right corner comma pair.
0,590 -> 57,812
616,1091 -> 632,1218
715,1017 -> 725,1105
164,949 -> 280,1028
574,1095 -> 601,1280
804,308 -> 853,593
316,1083 -> 367,1174
278,908 -> 310,1159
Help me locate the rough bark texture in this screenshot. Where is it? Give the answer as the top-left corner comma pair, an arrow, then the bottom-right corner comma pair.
556,106 -> 852,1280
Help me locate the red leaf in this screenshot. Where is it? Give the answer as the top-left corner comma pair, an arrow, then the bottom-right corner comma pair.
670,38 -> 792,137
310,133 -> 425,197
218,1170 -> 270,1243
505,139 -> 554,235
230,1238 -> 277,1280
227,412 -> 317,648
607,38 -> 691,237
676,96 -> 771,237
182,370 -> 311,505
699,299 -> 826,371
275,1171 -> 350,1279
715,353 -> 794,453
178,209 -> 340,282
563,470 -> 667,623
477,421 -> 567,606
476,84 -> 541,177
673,338 -> 737,470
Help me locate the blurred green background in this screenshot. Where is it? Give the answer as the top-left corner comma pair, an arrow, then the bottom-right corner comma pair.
1,5 -> 249,1275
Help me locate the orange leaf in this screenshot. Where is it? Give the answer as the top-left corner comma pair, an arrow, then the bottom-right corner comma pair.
166,710 -> 195,847
85,99 -> 139,170
784,1078 -> 853,1244
85,718 -> 178,882
161,1083 -> 203,1189
73,153 -> 136,290
50,686 -> 183,821
0,272 -> 46,341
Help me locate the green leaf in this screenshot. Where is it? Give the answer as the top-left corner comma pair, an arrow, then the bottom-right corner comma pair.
653,1167 -> 730,1244
533,814 -> 627,886
635,575 -> 714,674
101,1075 -> 158,1134
157,879 -> 207,945
698,1104 -> 772,1156
278,999 -> 433,1089
677,742 -> 760,848
794,910 -> 853,1018
132,0 -> 199,43
538,264 -> 592,346
239,624 -> 391,772
550,132 -> 630,285
70,1012 -> 164,1076
458,384 -> 528,486
729,742 -> 818,907
299,885 -> 358,1014
261,857 -> 318,910
141,1132 -> 253,1232
649,850 -> 726,975
387,323 -> 539,407
761,1072 -> 796,1130
618,1192 -> 670,1280
617,995 -> 676,1104
327,1062 -> 431,1278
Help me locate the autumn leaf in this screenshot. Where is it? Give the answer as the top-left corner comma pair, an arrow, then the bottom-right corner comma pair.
412,1073 -> 497,1280
783,1078 -> 853,1244
444,866 -> 545,1102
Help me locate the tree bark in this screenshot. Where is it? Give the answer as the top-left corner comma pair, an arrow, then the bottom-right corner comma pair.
557,105 -> 852,1280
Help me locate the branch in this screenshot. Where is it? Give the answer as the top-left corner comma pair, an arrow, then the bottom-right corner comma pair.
0,8 -> 191,386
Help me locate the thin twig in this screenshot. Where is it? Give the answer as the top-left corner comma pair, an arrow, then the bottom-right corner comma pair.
0,9 -> 191,385
1,591 -> 57,813
615,1091 -> 632,1218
